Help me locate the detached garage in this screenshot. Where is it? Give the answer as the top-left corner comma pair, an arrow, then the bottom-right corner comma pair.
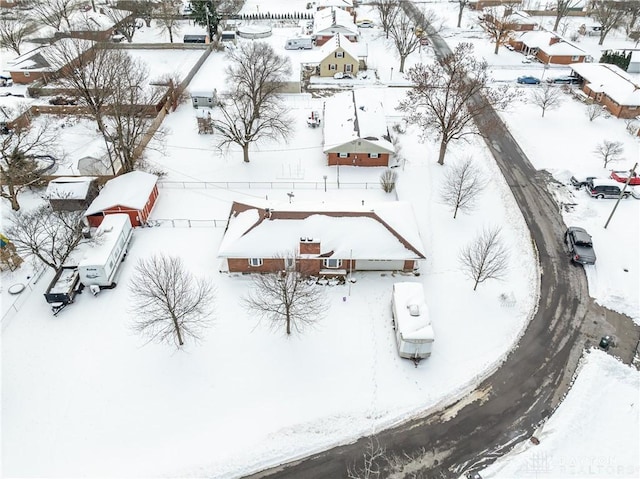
84,171 -> 159,227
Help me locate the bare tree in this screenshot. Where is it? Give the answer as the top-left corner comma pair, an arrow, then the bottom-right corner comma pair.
130,254 -> 215,348
552,0 -> 582,31
347,438 -> 386,479
593,140 -> 624,167
372,0 -> 401,38
456,0 -> 469,28
33,0 -> 79,32
0,16 -> 35,56
156,0 -> 181,43
459,227 -> 509,291
243,258 -> 328,335
388,9 -> 440,73
212,42 -> 292,163
44,40 -> 153,174
587,103 -> 604,121
479,7 -> 518,54
530,83 -> 562,118
591,0 -> 626,45
1,110 -> 57,210
621,0 -> 640,36
441,157 -> 486,218
380,169 -> 398,193
102,58 -> 165,173
6,205 -> 85,270
398,42 -> 516,165
105,7 -> 138,42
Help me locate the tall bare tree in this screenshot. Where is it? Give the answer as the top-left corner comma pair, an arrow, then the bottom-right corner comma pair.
243,257 -> 327,336
212,41 -> 292,163
398,43 -> 515,165
587,104 -> 605,122
530,83 -> 562,118
621,0 -> 640,36
441,157 -> 486,218
456,0 -> 469,28
388,9 -> 440,73
1,111 -> 57,211
593,140 -> 624,167
459,227 -> 509,291
33,0 -> 79,32
156,0 -> 181,43
103,59 -> 165,173
105,7 -> 138,42
591,0 -> 626,45
479,7 -> 517,54
552,0 -> 582,31
130,254 -> 215,348
6,205 -> 85,270
372,0 -> 401,38
0,16 -> 35,56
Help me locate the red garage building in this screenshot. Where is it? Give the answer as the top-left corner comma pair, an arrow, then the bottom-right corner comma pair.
84,171 -> 159,227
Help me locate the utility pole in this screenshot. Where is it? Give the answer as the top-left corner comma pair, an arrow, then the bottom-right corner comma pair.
604,162 -> 637,229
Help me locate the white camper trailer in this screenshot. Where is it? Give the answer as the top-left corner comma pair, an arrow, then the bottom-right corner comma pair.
78,214 -> 133,289
285,37 -> 314,50
391,282 -> 434,362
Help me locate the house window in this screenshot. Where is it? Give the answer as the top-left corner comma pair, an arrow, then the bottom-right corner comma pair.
345,64 -> 353,72
369,153 -> 379,158
329,64 -> 337,70
248,258 -> 263,267
571,56 -> 579,61
323,258 -> 342,269
335,51 -> 344,58
338,152 -> 349,158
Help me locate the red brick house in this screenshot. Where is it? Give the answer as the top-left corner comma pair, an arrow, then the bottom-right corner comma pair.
323,88 -> 395,167
84,171 -> 159,227
511,30 -> 587,65
218,201 -> 425,275
569,63 -> 640,119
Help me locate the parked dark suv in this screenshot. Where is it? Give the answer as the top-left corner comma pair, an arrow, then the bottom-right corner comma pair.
565,227 -> 596,265
586,178 -> 630,199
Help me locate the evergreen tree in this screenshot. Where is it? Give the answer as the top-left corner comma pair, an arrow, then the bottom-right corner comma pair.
191,0 -> 219,40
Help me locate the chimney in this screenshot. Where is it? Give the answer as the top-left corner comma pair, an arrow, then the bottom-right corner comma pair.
299,237 -> 321,255
549,36 -> 561,46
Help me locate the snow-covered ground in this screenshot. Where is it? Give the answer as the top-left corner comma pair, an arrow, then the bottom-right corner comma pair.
483,349 -> 640,479
2,1 -> 639,477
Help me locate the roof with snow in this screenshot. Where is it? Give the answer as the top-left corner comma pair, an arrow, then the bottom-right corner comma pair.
317,0 -> 354,8
318,33 -> 363,61
85,171 -> 158,216
518,31 -> 585,56
9,38 -> 95,72
570,63 -> 640,106
323,88 -> 395,154
486,7 -> 535,25
218,201 -> 425,260
393,282 -> 434,341
313,7 -> 358,36
46,177 -> 97,200
78,213 -> 131,267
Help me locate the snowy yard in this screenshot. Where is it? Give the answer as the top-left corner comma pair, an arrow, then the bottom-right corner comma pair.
2,0 -> 639,477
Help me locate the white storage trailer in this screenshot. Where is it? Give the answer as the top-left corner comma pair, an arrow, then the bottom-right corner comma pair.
78,213 -> 133,289
391,282 -> 434,361
284,37 -> 313,50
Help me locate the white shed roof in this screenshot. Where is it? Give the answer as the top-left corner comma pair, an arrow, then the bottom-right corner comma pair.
46,177 -> 96,200
85,171 -> 157,216
323,88 -> 395,153
570,63 -> 640,106
218,201 -> 425,260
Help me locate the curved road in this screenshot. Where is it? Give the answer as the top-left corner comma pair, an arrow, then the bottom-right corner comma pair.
247,5 -> 640,478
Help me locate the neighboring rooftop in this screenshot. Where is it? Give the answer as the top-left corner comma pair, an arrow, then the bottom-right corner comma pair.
85,171 -> 157,216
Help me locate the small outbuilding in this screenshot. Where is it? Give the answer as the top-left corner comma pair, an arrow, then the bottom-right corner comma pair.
84,171 -> 159,227
46,176 -> 99,212
191,89 -> 218,108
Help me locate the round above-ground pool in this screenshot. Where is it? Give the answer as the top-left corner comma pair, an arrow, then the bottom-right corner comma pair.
237,24 -> 273,39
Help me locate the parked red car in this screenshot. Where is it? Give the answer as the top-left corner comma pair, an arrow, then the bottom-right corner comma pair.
610,171 -> 640,186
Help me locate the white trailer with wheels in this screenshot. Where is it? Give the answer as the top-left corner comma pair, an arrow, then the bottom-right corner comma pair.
391,282 -> 434,362
78,213 -> 133,291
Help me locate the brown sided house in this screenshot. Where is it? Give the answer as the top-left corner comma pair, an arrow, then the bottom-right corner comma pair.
84,171 -> 159,227
217,201 -> 425,275
323,88 -> 395,167
569,63 -> 640,119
